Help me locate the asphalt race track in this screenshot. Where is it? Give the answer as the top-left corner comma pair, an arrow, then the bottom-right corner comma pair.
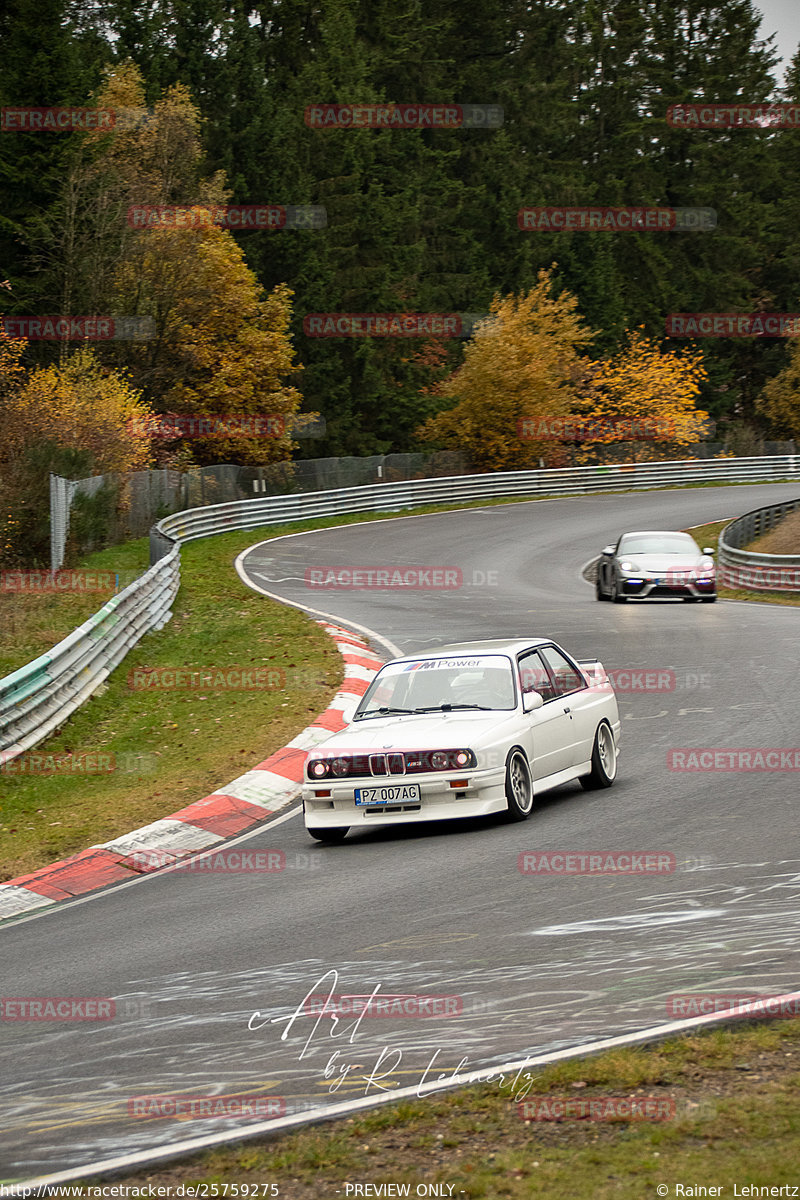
2,482 -> 800,1180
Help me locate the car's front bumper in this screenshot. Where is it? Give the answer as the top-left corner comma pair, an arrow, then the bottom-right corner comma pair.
619,575 -> 716,598
302,764 -> 507,828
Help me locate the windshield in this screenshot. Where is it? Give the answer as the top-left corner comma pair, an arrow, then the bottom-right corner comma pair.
354,654 -> 517,718
619,534 -> 700,556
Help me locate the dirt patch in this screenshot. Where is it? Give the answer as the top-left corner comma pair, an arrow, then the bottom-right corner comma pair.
745,508 -> 800,554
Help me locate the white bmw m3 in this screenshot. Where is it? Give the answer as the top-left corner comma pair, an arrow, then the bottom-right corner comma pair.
302,638 -> 621,842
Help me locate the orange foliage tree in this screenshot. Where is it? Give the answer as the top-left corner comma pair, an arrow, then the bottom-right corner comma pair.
115,219 -> 304,465
571,329 -> 710,462
416,269 -> 594,470
417,275 -> 711,469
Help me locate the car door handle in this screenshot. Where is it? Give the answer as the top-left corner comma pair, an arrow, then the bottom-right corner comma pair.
563,706 -> 571,714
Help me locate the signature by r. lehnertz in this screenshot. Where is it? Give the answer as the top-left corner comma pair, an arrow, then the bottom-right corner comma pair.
248,968 -> 537,1100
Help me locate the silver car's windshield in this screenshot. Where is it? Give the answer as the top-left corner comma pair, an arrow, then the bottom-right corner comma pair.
619,534 -> 699,555
355,654 -> 517,718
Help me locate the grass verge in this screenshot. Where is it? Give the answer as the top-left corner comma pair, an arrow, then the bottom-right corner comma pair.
0,526 -> 347,881
61,1019 -> 800,1198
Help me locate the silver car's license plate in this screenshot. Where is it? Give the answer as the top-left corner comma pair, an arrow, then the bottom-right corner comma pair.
355,784 -> 421,806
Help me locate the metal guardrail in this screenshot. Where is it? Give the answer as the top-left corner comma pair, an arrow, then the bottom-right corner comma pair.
0,549 -> 179,764
719,497 -> 800,593
2,454 -> 800,762
152,454 -> 800,557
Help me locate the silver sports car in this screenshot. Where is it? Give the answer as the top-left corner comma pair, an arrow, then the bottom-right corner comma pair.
596,530 -> 717,603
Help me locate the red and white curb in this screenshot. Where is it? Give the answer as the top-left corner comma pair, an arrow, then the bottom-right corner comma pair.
0,622 -> 383,921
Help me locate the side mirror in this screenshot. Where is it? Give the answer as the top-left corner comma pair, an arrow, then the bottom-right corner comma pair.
702,547 -> 715,556
602,546 -> 615,556
523,690 -> 544,713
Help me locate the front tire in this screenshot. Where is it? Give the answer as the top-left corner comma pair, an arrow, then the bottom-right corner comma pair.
701,596 -> 717,603
505,749 -> 534,821
579,722 -> 617,790
595,575 -> 608,601
612,577 -> 628,603
307,826 -> 349,843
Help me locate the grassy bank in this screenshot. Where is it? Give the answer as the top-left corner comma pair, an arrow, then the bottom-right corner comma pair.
0,526 -> 345,881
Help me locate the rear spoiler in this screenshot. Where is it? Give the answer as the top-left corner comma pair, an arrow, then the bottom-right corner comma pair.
577,659 -> 610,688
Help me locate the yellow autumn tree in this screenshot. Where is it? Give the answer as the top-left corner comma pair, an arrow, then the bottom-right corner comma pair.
114,217 -> 304,465
84,62 -> 228,208
572,329 -> 710,462
0,347 -> 153,472
756,341 -> 800,440
38,60 -> 229,326
0,345 -> 154,566
416,269 -> 595,470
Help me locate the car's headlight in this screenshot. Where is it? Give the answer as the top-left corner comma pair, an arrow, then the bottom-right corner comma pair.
308,759 -> 329,779
699,557 -> 715,572
406,749 -> 477,773
619,560 -> 634,571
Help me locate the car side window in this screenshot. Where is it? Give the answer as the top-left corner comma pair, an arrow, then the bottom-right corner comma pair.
539,646 -> 585,698
518,651 -> 557,703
